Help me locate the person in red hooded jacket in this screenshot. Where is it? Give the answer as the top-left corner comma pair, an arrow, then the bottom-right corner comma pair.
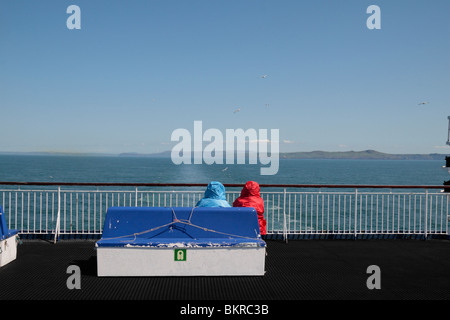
233,181 -> 267,235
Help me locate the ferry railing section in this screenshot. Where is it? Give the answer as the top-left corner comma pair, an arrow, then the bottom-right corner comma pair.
0,182 -> 448,241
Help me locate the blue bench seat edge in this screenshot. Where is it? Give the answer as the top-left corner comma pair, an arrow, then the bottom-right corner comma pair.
0,229 -> 19,241
96,237 -> 266,248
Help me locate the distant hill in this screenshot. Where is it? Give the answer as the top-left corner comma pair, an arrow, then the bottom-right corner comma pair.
119,149 -> 447,160
0,151 -> 115,157
1,149 -> 447,160
118,151 -> 172,158
280,150 -> 447,160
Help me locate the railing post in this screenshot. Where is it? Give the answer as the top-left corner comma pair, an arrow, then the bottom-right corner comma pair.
447,194 -> 449,236
54,186 -> 61,244
135,187 -> 138,207
354,188 -> 358,239
283,188 -> 287,243
424,189 -> 428,239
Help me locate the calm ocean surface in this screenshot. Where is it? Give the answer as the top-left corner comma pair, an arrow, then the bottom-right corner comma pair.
1,154 -> 448,234
0,154 -> 448,186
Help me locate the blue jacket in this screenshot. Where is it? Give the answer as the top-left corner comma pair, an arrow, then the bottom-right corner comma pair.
196,181 -> 231,208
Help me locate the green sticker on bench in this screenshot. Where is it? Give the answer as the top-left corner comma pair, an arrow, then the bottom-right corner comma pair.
174,249 -> 186,261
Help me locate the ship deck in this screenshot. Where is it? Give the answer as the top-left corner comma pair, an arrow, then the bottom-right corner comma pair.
0,239 -> 449,308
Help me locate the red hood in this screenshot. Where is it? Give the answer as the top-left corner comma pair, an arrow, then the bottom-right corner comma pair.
240,181 -> 260,197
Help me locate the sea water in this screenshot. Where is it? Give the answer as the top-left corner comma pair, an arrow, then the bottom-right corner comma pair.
0,154 -> 448,186
0,155 -> 448,234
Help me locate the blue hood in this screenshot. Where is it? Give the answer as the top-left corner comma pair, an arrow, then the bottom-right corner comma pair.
204,181 -> 227,200
196,181 -> 231,208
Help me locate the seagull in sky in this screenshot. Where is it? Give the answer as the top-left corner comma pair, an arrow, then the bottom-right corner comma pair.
261,75 -> 268,79
418,101 -> 429,106
233,108 -> 241,114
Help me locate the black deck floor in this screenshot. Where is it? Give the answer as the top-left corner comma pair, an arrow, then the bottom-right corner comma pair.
1,239 -> 449,308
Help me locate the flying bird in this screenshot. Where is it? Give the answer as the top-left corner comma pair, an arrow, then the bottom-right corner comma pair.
261,75 -> 268,79
233,108 -> 241,114
418,102 -> 429,105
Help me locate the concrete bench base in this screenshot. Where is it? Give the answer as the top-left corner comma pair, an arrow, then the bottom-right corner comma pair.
97,246 -> 266,277
0,234 -> 18,267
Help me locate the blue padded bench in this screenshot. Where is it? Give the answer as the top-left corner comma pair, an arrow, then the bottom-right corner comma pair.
96,207 -> 266,276
0,206 -> 19,267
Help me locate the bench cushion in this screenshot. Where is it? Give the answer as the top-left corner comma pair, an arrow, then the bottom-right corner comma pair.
96,207 -> 266,248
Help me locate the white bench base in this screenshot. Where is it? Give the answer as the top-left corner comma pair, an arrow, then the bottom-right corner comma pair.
0,235 -> 18,267
97,246 -> 266,277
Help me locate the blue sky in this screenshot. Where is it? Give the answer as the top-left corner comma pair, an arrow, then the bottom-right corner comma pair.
0,0 -> 449,154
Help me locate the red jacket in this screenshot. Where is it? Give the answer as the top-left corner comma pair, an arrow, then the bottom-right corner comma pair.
233,181 -> 267,235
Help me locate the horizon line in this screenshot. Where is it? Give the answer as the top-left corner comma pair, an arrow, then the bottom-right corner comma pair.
0,149 -> 448,157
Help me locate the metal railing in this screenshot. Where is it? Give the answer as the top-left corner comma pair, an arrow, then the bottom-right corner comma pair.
0,182 -> 449,240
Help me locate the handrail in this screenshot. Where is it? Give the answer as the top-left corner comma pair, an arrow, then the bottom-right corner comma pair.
0,181 -> 449,189
1,181 -> 448,240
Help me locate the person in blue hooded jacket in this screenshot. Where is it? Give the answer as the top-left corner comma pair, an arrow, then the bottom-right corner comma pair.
195,181 -> 231,207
